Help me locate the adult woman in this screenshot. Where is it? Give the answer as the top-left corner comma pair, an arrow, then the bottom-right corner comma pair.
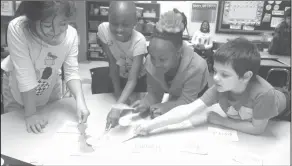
191,20 -> 214,72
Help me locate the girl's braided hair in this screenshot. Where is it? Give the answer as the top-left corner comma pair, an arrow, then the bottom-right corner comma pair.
152,8 -> 188,48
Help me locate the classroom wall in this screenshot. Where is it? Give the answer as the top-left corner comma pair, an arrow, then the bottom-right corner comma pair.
76,1 -> 265,62
158,1 -> 263,43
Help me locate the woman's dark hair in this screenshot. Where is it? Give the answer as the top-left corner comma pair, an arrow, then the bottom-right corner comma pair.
200,20 -> 210,33
14,1 -> 76,36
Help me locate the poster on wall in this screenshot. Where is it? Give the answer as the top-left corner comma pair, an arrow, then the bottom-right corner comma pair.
222,1 -> 264,26
216,0 -> 290,34
1,1 -> 14,16
191,3 -> 217,23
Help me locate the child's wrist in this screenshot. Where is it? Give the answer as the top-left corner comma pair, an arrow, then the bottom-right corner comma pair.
24,109 -> 37,117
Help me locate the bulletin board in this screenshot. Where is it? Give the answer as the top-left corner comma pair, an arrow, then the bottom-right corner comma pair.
191,3 -> 217,23
1,1 -> 14,16
216,1 -> 291,35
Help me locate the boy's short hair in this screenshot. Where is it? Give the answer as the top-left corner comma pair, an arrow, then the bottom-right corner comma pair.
214,37 -> 261,80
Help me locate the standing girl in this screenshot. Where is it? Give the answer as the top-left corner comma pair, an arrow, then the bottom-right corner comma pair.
2,1 -> 90,134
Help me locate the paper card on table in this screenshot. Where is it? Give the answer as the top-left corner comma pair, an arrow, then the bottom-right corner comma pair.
53,132 -> 95,157
130,143 -> 162,154
208,127 -> 239,142
86,126 -> 136,147
232,153 -> 263,165
57,121 -> 80,134
180,141 -> 208,155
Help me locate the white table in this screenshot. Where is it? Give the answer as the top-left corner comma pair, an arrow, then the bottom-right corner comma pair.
1,94 -> 290,165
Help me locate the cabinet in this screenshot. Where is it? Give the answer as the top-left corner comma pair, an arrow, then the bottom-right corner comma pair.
86,1 -> 160,61
1,1 -> 20,58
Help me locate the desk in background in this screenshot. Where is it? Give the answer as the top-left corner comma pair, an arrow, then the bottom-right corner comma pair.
260,51 -> 291,67
1,94 -> 290,165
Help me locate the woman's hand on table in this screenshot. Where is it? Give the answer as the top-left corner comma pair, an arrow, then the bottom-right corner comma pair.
131,100 -> 149,113
25,113 -> 48,134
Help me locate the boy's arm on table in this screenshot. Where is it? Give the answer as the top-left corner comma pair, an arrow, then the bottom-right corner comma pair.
157,64 -> 209,113
141,72 -> 164,107
217,117 -> 269,135
100,41 -> 121,94
147,83 -> 218,131
117,54 -> 145,104
213,90 -> 278,135
147,99 -> 208,131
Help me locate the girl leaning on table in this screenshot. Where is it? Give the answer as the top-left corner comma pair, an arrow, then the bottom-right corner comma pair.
131,9 -> 209,119
1,1 -> 90,134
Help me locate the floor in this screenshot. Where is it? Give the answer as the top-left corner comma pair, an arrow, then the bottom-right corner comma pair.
79,60 -> 215,96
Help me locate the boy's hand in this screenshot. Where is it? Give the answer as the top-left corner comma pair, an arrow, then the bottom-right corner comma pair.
207,111 -> 224,125
25,114 -> 48,134
150,103 -> 165,119
134,123 -> 151,136
131,100 -> 149,113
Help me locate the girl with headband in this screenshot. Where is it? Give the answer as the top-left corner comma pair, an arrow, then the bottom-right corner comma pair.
131,9 -> 209,119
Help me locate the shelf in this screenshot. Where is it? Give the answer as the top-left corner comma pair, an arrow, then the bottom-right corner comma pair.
87,56 -> 107,61
88,29 -> 98,32
88,15 -> 108,21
